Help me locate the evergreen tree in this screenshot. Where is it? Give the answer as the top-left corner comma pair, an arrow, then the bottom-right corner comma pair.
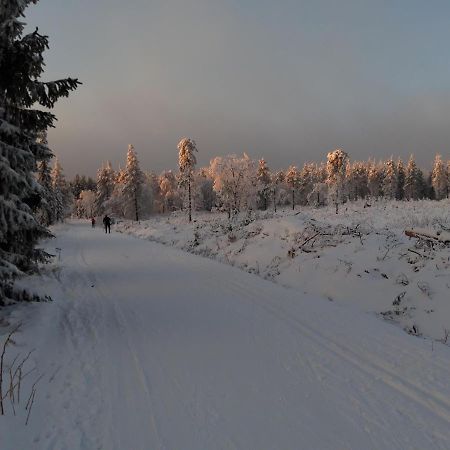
36,158 -> 55,226
121,145 -> 144,221
404,155 -> 422,200
178,138 -> 198,222
367,161 -> 383,199
396,158 -> 405,200
51,158 -> 71,222
382,157 -> 398,200
0,1 -> 79,302
431,154 -> 447,200
95,161 -> 116,215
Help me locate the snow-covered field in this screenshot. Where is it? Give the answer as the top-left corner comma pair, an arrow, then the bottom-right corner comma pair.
116,199 -> 450,342
1,214 -> 450,449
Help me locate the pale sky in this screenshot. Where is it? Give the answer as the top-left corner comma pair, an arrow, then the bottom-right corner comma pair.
27,0 -> 450,177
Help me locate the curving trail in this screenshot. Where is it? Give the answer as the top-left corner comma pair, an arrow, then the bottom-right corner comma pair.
3,221 -> 450,449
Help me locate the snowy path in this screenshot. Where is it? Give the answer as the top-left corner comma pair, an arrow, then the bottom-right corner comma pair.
3,221 -> 450,449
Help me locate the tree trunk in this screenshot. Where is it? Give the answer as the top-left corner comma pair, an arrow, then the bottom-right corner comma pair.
134,193 -> 139,221
292,189 -> 295,210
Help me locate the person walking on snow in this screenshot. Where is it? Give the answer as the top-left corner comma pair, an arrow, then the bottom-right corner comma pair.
103,215 -> 111,234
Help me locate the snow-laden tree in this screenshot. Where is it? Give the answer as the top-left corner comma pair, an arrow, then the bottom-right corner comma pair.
194,168 -> 215,212
396,159 -> 405,200
76,190 -> 96,218
35,158 -> 55,226
256,159 -> 271,210
51,158 -> 72,222
326,148 -> 349,213
383,158 -> 398,200
159,170 -> 181,213
367,161 -> 383,199
35,132 -> 56,226
95,161 -> 116,215
431,154 -> 448,200
404,155 -> 423,200
271,170 -> 285,212
178,138 -> 198,222
307,182 -> 328,207
346,161 -> 369,200
298,163 -> 316,206
121,145 -> 145,221
209,154 -> 257,216
285,165 -> 300,210
0,0 -> 79,302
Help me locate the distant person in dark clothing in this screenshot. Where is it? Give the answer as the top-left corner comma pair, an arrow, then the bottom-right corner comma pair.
103,215 -> 111,234
91,217 -> 96,228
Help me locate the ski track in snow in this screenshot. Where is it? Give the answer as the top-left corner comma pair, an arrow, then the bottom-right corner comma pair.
2,221 -> 450,449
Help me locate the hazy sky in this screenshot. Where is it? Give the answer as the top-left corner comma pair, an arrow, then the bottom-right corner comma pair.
26,0 -> 450,177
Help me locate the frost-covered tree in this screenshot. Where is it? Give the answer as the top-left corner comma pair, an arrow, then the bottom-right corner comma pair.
51,158 -> 72,222
367,161 -> 383,200
159,170 -> 181,213
382,157 -> 398,200
95,161 -> 116,215
396,159 -> 405,200
298,163 -> 315,206
121,145 -> 144,221
404,155 -> 423,200
0,0 -> 79,302
285,165 -> 300,210
307,182 -> 328,207
194,168 -> 215,211
431,154 -> 447,200
210,154 -> 257,216
271,170 -> 285,212
178,138 -> 198,222
256,159 -> 271,210
76,190 -> 96,218
326,148 -> 348,213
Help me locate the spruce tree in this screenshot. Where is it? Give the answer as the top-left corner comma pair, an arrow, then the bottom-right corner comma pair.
95,161 -> 116,215
382,157 -> 397,200
36,158 -> 55,226
122,145 -> 144,221
404,155 -> 424,200
431,154 -> 447,200
51,158 -> 71,222
396,159 -> 405,200
0,1 -> 79,302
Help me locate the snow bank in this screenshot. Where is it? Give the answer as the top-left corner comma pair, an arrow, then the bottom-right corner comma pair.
117,199 -> 450,341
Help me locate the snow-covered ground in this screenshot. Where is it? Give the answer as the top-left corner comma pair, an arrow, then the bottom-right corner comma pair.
116,199 -> 450,342
1,220 -> 450,449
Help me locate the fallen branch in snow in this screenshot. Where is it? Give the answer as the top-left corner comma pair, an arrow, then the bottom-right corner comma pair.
405,229 -> 450,245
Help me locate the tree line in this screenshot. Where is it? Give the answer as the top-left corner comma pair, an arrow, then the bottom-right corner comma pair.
54,147 -> 450,223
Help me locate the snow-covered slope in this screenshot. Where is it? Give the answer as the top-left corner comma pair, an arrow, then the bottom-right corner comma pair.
2,221 -> 450,449
116,200 -> 450,341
